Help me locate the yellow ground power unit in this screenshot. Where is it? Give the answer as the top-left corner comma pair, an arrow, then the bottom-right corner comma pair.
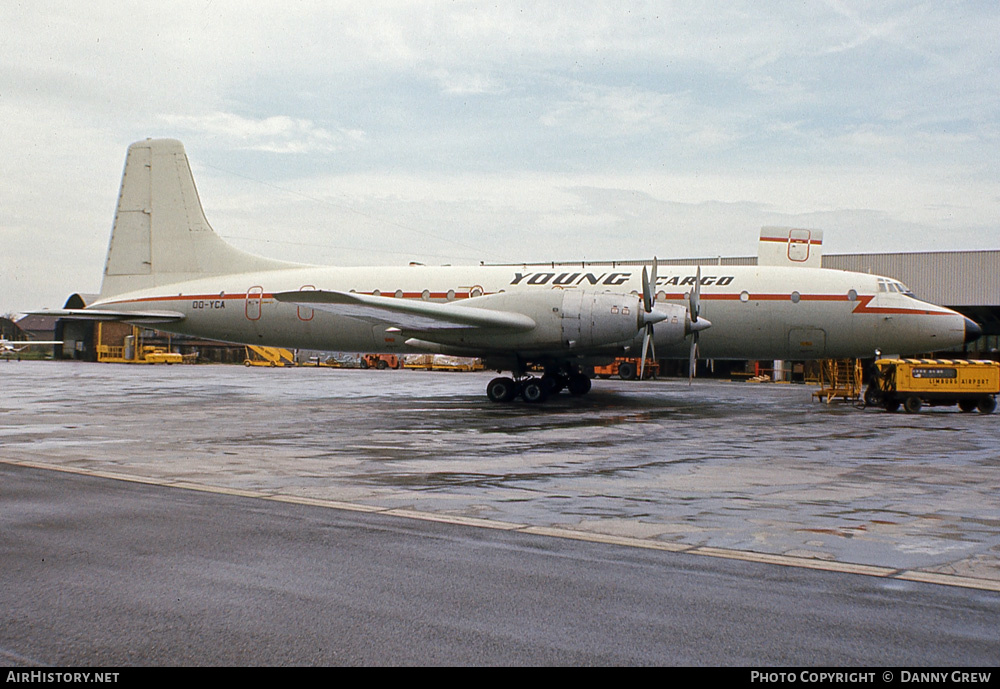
865,358 -> 999,413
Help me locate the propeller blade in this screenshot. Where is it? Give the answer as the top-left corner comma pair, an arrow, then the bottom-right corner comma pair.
648,326 -> 656,379
640,324 -> 652,380
690,265 -> 701,323
688,332 -> 699,385
641,266 -> 652,313
649,257 -> 658,307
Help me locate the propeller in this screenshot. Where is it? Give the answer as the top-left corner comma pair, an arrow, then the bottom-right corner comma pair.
687,265 -> 712,384
639,258 -> 659,380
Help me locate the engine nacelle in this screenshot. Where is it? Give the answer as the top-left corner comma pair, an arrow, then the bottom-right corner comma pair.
557,289 -> 686,350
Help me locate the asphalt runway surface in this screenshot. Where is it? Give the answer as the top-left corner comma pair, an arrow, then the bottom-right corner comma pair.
2,361 -> 999,665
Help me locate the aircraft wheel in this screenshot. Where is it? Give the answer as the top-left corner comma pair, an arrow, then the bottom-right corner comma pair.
904,396 -> 922,413
618,362 -> 636,380
486,377 -> 518,403
541,373 -> 566,394
567,374 -> 591,396
958,399 -> 977,413
520,378 -> 549,404
977,396 -> 996,414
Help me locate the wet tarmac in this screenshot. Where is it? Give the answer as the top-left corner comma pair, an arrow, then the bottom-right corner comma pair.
2,360 -> 999,586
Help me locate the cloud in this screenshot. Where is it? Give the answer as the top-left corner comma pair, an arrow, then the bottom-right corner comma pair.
157,112 -> 365,154
2,1 -> 1000,314
431,70 -> 507,96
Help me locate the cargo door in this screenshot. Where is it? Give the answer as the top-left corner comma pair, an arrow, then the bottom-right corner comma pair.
297,285 -> 315,321
245,285 -> 263,321
788,327 -> 826,357
560,289 -> 584,348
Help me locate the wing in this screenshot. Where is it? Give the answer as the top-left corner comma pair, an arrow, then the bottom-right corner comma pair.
272,290 -> 536,332
26,309 -> 185,325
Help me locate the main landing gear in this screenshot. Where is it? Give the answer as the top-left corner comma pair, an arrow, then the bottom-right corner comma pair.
486,369 -> 593,404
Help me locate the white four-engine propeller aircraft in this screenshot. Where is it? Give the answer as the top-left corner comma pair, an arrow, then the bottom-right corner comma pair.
34,139 -> 980,402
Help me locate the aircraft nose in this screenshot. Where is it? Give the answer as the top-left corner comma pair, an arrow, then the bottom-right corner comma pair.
964,317 -> 982,343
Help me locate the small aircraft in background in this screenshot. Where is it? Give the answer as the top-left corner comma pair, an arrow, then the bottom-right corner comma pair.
1,338 -> 62,357
32,139 -> 979,403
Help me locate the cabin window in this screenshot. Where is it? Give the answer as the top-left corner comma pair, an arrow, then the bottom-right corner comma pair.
739,291 -> 750,303
848,289 -> 857,302
421,289 -> 430,301
790,291 -> 800,303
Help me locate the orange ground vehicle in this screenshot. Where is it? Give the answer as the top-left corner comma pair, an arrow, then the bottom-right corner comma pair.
592,357 -> 658,380
360,354 -> 402,370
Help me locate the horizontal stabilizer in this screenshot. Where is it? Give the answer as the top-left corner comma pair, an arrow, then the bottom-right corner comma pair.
27,309 -> 186,325
273,290 -> 536,332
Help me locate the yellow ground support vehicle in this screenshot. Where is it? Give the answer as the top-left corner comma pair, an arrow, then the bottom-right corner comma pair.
140,347 -> 184,364
865,358 -> 999,413
244,345 -> 295,367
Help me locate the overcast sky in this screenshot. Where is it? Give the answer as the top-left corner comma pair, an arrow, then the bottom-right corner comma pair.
2,1 -> 999,314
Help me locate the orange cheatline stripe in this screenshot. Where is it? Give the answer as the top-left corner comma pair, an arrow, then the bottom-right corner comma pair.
758,236 -> 823,245
101,291 -> 953,317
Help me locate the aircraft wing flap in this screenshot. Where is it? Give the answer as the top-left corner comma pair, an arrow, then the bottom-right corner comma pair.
27,309 -> 186,324
273,290 -> 536,332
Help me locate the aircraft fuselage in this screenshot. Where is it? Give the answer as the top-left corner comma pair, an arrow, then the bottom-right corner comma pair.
94,262 -> 968,361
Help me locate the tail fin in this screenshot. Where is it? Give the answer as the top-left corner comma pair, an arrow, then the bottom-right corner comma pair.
757,226 -> 823,268
100,138 -> 298,298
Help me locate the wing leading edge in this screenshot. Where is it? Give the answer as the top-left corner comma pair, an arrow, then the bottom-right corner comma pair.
27,309 -> 186,325
272,290 -> 537,332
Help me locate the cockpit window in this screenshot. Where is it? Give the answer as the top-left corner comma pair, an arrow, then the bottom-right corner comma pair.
877,278 -> 915,297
